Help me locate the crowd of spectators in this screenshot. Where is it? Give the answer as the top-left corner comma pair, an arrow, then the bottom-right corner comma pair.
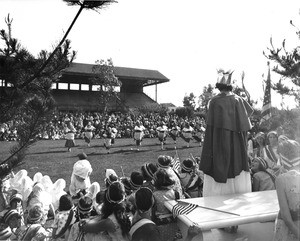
0,111 -> 206,142
1,110 -> 300,240
0,129 -> 299,240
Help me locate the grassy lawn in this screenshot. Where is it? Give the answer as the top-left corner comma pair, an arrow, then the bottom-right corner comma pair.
0,137 -> 202,190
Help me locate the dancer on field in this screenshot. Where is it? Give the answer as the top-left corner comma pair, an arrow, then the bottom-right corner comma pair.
110,123 -> 118,146
169,121 -> 181,150
181,122 -> 194,148
133,120 -> 145,151
103,126 -> 113,154
156,121 -> 168,150
84,122 -> 95,147
64,121 -> 76,152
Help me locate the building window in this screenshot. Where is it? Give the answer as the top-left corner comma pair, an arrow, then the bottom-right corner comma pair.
58,83 -> 68,90
81,84 -> 89,91
70,83 -> 79,90
92,85 -> 100,91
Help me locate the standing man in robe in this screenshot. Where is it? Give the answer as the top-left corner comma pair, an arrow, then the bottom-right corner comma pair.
200,69 -> 253,198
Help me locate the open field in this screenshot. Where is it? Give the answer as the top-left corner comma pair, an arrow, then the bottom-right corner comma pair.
0,137 -> 202,189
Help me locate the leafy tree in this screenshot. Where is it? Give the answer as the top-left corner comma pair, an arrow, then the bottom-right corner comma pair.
198,84 -> 215,113
19,0 -> 115,89
0,1 -> 116,176
258,107 -> 300,140
0,16 -> 75,175
92,58 -> 121,113
183,92 -> 196,110
264,19 -> 300,106
175,107 -> 194,118
137,103 -> 168,116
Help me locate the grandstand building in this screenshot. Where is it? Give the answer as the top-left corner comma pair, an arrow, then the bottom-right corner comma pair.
52,62 -> 170,112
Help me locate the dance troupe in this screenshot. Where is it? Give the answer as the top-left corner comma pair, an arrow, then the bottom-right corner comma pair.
64,117 -> 202,153
0,70 -> 299,241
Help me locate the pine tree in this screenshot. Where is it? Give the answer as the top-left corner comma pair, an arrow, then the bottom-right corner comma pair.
264,19 -> 300,106
0,16 -> 75,179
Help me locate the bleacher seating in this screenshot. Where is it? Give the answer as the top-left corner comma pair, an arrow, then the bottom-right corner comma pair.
52,90 -> 157,111
120,92 -> 158,108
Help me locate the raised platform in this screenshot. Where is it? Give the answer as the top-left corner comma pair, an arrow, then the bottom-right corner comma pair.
165,190 -> 279,240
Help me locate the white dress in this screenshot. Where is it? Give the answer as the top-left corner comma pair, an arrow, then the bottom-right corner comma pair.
182,126 -> 194,142
133,125 -> 145,143
273,170 -> 300,241
203,171 -> 251,196
156,125 -> 168,142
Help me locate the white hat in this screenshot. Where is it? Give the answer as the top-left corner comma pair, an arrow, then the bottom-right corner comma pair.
105,169 -> 117,179
104,169 -> 118,185
73,160 -> 92,179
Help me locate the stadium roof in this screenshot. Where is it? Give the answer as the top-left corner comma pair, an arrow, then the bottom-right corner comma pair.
61,62 -> 170,87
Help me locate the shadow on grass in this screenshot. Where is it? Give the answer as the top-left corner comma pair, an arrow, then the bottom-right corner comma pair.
49,146 -> 63,149
86,152 -> 116,157
154,146 -> 192,151
126,149 -> 149,154
83,148 -> 149,155
29,150 -> 68,155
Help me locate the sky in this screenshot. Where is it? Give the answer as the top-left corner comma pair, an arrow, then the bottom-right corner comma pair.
1,0 -> 299,108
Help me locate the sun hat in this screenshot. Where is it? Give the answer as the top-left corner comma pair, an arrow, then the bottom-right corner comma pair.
120,177 -> 132,195
73,160 -> 92,179
181,159 -> 195,172
106,181 -> 125,204
104,169 -> 118,186
58,194 -> 73,211
129,172 -> 144,190
77,152 -> 88,160
3,209 -> 21,224
157,155 -> 171,169
9,193 -> 23,205
153,169 -> 175,189
77,196 -> 93,214
27,205 -> 44,224
135,187 -> 154,213
141,163 -> 157,179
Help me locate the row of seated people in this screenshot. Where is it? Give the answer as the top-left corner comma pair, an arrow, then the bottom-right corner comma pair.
0,154 -> 204,241
247,130 -> 300,192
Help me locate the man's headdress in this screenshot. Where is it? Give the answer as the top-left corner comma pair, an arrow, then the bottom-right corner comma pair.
217,69 -> 234,85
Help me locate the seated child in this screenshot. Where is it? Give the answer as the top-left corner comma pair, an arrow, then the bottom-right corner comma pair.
251,157 -> 276,192
179,159 -> 202,198
69,155 -> 92,200
52,194 -> 76,240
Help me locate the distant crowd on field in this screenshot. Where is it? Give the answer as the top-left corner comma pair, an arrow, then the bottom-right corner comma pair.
0,128 -> 299,240
0,111 -> 206,142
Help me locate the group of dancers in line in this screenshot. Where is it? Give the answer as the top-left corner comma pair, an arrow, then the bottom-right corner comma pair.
63,119 -> 206,153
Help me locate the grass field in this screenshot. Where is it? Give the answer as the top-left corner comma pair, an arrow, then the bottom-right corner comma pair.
0,137 -> 202,190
